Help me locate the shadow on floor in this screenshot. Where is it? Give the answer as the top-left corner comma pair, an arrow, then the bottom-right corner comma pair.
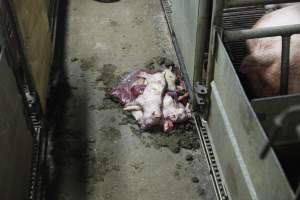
45,1 -> 90,199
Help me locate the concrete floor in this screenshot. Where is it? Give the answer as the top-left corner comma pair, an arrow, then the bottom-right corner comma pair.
47,0 -> 217,200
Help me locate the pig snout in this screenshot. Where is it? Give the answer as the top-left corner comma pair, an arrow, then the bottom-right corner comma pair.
152,111 -> 162,118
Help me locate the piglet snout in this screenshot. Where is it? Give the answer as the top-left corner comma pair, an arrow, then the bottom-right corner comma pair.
152,111 -> 162,118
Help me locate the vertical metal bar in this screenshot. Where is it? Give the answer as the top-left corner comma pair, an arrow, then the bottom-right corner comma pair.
206,0 -> 224,89
194,0 -> 211,85
203,0 -> 224,119
280,36 -> 291,95
260,126 -> 281,159
192,0 -> 211,110
294,183 -> 300,200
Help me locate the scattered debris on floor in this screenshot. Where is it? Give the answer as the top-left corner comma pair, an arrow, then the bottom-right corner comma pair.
185,153 -> 194,161
192,177 -> 200,183
109,57 -> 191,132
126,115 -> 200,153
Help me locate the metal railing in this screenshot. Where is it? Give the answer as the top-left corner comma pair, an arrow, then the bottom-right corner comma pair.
225,0 -> 299,7
205,2 -> 300,199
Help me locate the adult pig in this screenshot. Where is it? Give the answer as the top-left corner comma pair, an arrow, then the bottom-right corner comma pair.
240,4 -> 300,97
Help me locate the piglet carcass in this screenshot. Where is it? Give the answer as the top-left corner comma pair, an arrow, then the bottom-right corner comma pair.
124,69 -> 192,131
124,71 -> 166,129
240,4 -> 300,97
112,66 -> 191,131
162,94 -> 192,132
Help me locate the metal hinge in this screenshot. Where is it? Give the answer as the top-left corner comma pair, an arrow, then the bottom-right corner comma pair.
194,81 -> 208,112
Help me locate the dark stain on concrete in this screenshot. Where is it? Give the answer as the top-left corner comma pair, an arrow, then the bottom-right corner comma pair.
99,126 -> 122,142
129,121 -> 200,154
80,55 -> 97,71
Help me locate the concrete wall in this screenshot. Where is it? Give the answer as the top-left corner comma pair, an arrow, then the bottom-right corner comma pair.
10,0 -> 52,110
171,0 -> 199,84
0,50 -> 33,200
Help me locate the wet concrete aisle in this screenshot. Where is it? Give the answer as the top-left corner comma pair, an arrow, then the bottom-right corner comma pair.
47,0 -> 217,200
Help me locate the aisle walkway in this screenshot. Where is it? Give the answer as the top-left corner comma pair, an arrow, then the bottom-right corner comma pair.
47,0 -> 216,200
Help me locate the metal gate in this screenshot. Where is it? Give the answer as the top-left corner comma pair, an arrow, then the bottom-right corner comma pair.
0,0 -> 59,199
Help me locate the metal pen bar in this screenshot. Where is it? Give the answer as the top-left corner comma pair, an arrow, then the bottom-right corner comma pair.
260,126 -> 281,159
280,36 -> 290,95
194,0 -> 210,86
206,0 -> 224,89
224,24 -> 300,42
294,183 -> 300,200
226,0 -> 299,7
260,105 -> 300,159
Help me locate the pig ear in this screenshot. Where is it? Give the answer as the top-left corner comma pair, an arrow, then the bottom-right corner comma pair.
240,55 -> 260,73
240,54 -> 273,74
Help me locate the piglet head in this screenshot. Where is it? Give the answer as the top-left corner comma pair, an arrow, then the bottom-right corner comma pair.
140,111 -> 162,129
176,103 -> 192,122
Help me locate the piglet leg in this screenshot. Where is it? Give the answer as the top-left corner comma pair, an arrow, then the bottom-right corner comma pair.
131,110 -> 143,121
124,101 -> 142,111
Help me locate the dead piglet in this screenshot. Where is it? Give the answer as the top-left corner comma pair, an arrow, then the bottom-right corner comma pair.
162,94 -> 192,132
124,71 -> 167,129
241,4 -> 300,97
